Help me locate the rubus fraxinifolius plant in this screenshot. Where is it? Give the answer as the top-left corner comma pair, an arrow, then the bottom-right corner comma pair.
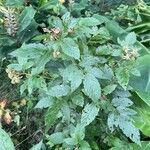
6,8 -> 142,149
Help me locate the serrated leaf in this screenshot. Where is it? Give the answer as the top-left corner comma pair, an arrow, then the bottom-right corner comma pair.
31,52 -> 50,75
125,32 -> 137,45
101,65 -> 114,80
103,84 -> 117,95
85,67 -> 103,79
60,65 -> 83,92
18,6 -> 36,33
27,77 -> 47,95
80,55 -> 101,68
73,124 -> 85,141
83,73 -> 101,102
0,128 -> 15,150
61,38 -> 80,60
81,103 -> 99,127
72,94 -> 84,107
48,84 -> 70,97
108,113 -> 119,132
11,43 -> 47,59
45,100 -> 63,131
119,118 -> 140,145
112,97 -> 133,108
35,97 -> 54,109
116,67 -> 129,90
109,96 -> 140,145
79,17 -> 101,26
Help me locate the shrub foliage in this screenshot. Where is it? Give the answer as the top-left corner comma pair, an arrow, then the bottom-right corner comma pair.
0,0 -> 150,149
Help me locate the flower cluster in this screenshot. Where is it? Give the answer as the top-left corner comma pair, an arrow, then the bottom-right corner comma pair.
6,68 -> 22,84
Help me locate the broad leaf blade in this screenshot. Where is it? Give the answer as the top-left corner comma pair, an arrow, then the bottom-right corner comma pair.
18,6 -> 36,33
81,103 -> 99,127
79,17 -> 102,26
61,38 -> 80,60
83,73 -> 101,102
45,100 -> 63,131
0,128 -> 15,150
130,55 -> 150,106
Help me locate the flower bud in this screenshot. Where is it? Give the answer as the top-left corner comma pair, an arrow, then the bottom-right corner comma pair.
20,99 -> 27,106
0,100 -> 7,109
3,112 -> 12,124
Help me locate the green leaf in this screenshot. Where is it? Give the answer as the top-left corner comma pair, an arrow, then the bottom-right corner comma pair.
26,77 -> 47,95
85,67 -> 103,79
116,67 -> 129,90
125,32 -> 137,45
0,128 -> 15,150
103,84 -> 117,95
6,0 -> 24,6
18,6 -> 36,33
105,20 -> 125,40
106,20 -> 149,55
11,43 -> 47,59
130,55 -> 150,106
64,138 -> 78,146
83,73 -> 101,102
111,141 -> 150,150
48,132 -> 64,144
131,141 -> 150,149
130,68 -> 141,77
48,84 -> 70,97
81,103 -> 99,127
119,118 -> 140,145
30,140 -> 43,150
108,97 -> 140,145
61,38 -> 80,60
72,94 -> 84,107
79,17 -> 101,26
60,64 -> 83,92
31,53 -> 50,75
130,55 -> 150,92
133,96 -> 150,136
73,124 -> 85,141
101,65 -> 114,80
45,100 -> 63,131
134,107 -> 150,136
93,14 -> 109,24
35,97 -> 54,109
80,141 -> 91,150
136,91 -> 150,107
